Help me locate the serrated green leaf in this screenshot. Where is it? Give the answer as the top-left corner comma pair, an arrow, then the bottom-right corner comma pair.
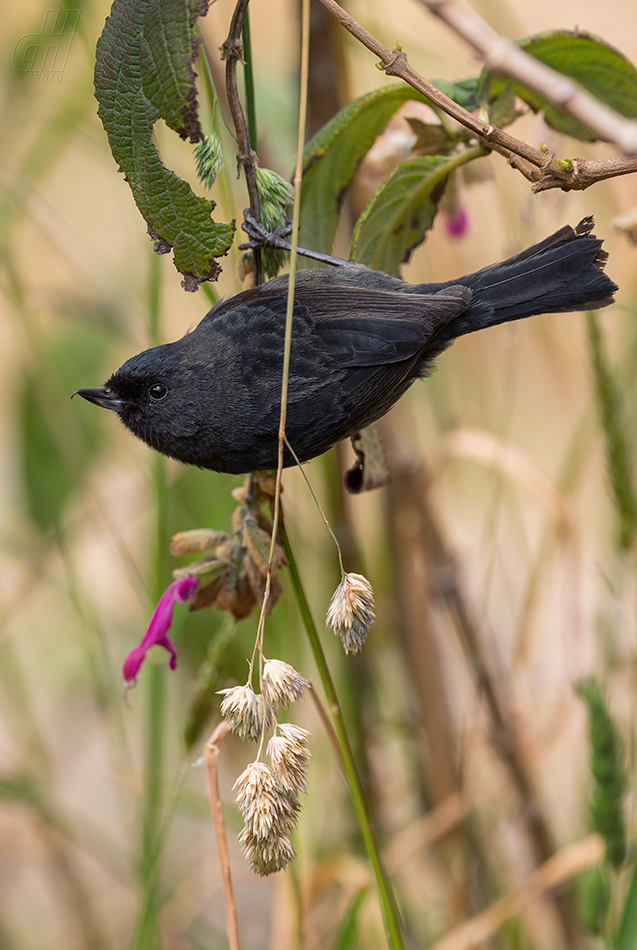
350,155 -> 452,275
480,31 -> 637,142
300,84 -> 431,258
94,0 -> 234,287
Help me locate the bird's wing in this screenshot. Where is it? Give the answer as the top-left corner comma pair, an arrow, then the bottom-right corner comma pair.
295,284 -> 472,367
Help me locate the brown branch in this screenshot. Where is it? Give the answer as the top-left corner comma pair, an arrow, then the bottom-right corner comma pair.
205,721 -> 240,950
532,154 -> 637,193
222,0 -> 263,285
417,0 -> 637,155
311,0 -> 560,168
311,0 -> 637,194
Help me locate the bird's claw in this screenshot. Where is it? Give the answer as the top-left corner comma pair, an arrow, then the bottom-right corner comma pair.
240,209 -> 293,251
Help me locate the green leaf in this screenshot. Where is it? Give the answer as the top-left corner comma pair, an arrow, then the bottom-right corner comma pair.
300,84 -> 431,257
405,117 -> 456,156
350,155 -> 451,275
615,861 -> 637,950
334,889 -> 368,950
94,0 -> 234,288
430,76 -> 479,111
480,31 -> 637,142
577,865 -> 610,935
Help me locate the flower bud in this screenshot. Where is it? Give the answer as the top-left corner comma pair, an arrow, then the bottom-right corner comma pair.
194,132 -> 224,189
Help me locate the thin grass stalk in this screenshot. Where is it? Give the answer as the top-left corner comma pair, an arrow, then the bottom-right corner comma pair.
280,524 -> 405,950
241,10 -> 258,152
133,249 -> 168,949
248,0 -> 311,749
205,722 -> 240,950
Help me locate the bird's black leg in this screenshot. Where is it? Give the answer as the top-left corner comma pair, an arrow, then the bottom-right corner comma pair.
239,209 -> 357,268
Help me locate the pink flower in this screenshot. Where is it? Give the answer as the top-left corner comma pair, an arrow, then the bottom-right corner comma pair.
122,576 -> 199,686
444,207 -> 469,238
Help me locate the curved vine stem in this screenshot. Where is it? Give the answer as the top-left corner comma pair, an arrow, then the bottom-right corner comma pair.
222,0 -> 263,286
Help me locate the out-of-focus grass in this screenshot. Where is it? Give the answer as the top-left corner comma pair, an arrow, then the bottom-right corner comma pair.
1,0 -> 637,947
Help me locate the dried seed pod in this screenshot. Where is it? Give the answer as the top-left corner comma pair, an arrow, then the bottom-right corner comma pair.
215,567 -> 257,620
243,554 -> 283,613
189,569 -> 231,611
170,529 -> 230,556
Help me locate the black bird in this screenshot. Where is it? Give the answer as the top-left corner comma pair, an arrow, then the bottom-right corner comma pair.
74,218 -> 617,474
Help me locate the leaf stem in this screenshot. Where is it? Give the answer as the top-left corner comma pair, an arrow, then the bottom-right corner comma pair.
280,524 -> 405,950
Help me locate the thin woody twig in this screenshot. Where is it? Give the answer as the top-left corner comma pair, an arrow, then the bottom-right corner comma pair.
205,721 -> 240,950
222,0 -> 263,286
311,0 -> 637,193
418,0 -> 637,155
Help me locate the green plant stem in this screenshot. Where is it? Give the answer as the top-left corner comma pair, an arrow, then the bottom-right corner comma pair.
614,860 -> 637,950
280,524 -> 405,950
134,249 -> 168,950
586,311 -> 637,551
241,10 -> 258,151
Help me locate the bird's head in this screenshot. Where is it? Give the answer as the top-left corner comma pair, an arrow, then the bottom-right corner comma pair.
72,341 -> 203,457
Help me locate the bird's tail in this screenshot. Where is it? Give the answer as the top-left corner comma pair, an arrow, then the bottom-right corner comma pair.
437,217 -> 617,341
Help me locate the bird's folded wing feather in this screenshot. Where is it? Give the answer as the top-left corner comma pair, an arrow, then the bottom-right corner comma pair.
293,284 -> 472,367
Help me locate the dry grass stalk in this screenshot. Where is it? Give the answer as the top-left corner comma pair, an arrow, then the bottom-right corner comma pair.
430,427 -> 572,537
383,793 -> 471,874
205,721 -> 240,950
429,834 -> 604,950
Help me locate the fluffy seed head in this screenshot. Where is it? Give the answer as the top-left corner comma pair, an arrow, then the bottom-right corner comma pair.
239,826 -> 297,876
268,723 -> 311,793
263,658 -> 309,711
326,573 -> 375,654
234,762 -> 300,875
218,685 -> 266,740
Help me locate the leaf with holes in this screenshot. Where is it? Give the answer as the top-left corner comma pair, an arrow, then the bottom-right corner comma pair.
350,155 -> 454,276
479,31 -> 637,142
94,0 -> 234,288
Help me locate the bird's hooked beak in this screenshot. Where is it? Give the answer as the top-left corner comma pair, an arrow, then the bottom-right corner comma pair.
72,388 -> 124,412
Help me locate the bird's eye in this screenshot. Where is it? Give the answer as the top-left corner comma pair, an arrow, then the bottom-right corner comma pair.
149,383 -> 168,400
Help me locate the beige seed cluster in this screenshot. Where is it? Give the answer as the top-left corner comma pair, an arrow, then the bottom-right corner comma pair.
263,658 -> 309,710
268,723 -> 311,794
326,572 -> 375,654
217,685 -> 267,741
234,762 -> 300,876
219,659 -> 312,876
